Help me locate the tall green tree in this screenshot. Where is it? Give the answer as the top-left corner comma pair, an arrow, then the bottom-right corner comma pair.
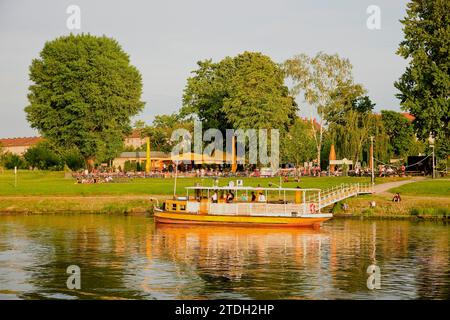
182,52 -> 297,132
381,110 -> 424,158
281,117 -> 316,167
283,52 -> 364,166
395,0 -> 449,157
142,113 -> 194,153
25,34 -> 145,170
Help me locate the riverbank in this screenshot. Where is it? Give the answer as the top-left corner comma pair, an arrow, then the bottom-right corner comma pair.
332,179 -> 450,220
333,194 -> 450,220
0,195 -> 161,215
1,192 -> 448,220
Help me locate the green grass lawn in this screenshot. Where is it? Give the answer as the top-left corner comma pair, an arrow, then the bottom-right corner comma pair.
389,179 -> 450,197
0,170 -> 389,196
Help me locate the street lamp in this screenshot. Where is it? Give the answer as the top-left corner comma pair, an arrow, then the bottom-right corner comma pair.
428,133 -> 435,179
370,136 -> 375,185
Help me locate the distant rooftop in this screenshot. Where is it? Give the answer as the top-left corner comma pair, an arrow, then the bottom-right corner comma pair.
401,113 -> 415,122
0,136 -> 43,147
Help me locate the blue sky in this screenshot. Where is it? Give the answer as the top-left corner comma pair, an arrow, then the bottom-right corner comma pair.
0,0 -> 409,137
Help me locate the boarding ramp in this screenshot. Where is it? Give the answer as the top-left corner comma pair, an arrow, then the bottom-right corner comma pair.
308,183 -> 373,210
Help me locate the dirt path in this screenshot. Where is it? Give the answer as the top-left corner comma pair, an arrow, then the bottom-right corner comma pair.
373,177 -> 426,194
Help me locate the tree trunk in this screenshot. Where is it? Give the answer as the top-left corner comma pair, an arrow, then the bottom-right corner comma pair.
85,157 -> 95,172
317,145 -> 321,169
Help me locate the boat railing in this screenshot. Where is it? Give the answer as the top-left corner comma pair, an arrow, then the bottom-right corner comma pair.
208,202 -> 316,216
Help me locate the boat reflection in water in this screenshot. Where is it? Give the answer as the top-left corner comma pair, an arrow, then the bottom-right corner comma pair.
153,223 -> 332,298
0,215 -> 448,299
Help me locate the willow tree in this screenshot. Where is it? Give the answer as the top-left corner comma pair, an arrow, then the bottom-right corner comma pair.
330,110 -> 372,163
25,34 -> 145,170
283,52 -> 364,166
328,96 -> 375,163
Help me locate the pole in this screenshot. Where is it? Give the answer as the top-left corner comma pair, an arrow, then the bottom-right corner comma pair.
370,136 -> 374,185
145,136 -> 151,174
432,145 -> 435,179
279,175 -> 282,198
173,160 -> 178,199
14,166 -> 17,188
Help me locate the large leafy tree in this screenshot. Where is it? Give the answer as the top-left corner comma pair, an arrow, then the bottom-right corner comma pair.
281,117 -> 316,167
283,52 -> 364,166
182,52 -> 297,132
25,34 -> 145,169
395,0 -> 449,156
141,113 -> 194,153
381,110 -> 424,158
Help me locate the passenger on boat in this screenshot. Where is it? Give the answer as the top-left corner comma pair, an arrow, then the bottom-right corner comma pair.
258,193 -> 266,202
251,192 -> 256,202
212,191 -> 218,203
227,192 -> 235,203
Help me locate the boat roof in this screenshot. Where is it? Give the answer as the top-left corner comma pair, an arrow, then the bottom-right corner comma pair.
185,186 -> 321,191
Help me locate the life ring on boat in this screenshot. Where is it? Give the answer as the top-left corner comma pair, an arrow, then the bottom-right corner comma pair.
309,203 -> 316,213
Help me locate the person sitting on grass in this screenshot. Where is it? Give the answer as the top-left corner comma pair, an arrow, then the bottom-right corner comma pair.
392,193 -> 402,202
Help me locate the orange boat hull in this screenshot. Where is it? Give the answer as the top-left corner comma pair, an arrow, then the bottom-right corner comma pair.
154,211 -> 331,228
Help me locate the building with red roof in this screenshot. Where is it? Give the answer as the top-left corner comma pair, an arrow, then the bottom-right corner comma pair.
0,137 -> 43,155
0,130 -> 145,156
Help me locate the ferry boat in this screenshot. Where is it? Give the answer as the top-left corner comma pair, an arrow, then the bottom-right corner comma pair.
154,183 -> 332,228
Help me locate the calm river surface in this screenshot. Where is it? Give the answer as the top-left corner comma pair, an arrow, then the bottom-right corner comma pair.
0,214 -> 448,300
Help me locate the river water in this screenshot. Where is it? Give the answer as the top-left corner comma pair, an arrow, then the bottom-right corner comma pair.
0,214 -> 448,300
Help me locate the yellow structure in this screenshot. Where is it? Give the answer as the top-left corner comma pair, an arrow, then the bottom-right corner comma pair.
170,151 -> 243,164
112,151 -> 170,170
145,137 -> 151,173
231,135 -> 237,173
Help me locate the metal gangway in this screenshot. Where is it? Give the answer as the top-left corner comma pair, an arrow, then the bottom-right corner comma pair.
308,183 -> 373,210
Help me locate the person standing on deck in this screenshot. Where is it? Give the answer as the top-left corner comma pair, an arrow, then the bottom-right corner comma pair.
212,191 -> 218,203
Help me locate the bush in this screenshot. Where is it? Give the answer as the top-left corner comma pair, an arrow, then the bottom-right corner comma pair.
24,142 -> 61,170
1,152 -> 27,169
63,149 -> 85,171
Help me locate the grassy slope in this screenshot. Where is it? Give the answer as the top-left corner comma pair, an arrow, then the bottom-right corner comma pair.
389,179 -> 450,197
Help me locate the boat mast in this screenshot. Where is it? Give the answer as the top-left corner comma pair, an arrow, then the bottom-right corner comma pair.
173,160 -> 178,199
